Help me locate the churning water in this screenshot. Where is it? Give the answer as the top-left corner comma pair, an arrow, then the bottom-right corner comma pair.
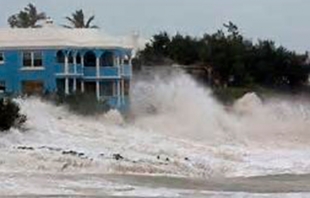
2,72 -> 310,197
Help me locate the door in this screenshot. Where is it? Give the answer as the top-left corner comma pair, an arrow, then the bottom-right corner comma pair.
22,81 -> 44,95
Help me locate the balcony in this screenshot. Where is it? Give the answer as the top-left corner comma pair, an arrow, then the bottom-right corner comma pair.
99,67 -> 119,77
56,64 -> 132,79
55,64 -> 83,77
83,67 -> 96,77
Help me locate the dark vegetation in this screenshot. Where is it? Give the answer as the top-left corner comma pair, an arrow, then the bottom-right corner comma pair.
137,22 -> 310,102
55,92 -> 111,116
0,98 -> 27,131
8,4 -> 98,29
8,3 -> 47,28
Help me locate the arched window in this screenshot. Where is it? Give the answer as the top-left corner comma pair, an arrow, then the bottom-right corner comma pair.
68,51 -> 74,64
100,51 -> 114,67
84,51 -> 96,67
76,52 -> 81,64
56,50 -> 65,63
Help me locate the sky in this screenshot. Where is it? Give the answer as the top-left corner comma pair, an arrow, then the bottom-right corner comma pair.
0,0 -> 310,52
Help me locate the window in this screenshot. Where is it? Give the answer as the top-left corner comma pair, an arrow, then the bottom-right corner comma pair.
23,51 -> 43,67
84,51 -> 96,67
100,51 -> 114,67
0,53 -> 5,64
33,52 -> 43,67
0,81 -> 5,93
23,52 -> 32,67
68,52 -> 73,64
56,50 -> 65,63
76,53 -> 81,64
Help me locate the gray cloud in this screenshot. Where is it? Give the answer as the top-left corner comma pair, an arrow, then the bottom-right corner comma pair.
0,0 -> 309,52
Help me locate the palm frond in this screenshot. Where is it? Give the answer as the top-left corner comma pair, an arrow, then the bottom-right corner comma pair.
85,15 -> 95,28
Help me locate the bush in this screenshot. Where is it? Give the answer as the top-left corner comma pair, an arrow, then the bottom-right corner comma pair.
212,87 -> 252,104
0,98 -> 27,131
57,92 -> 111,116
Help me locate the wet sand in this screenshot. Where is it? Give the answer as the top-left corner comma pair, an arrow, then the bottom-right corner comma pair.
2,173 -> 310,197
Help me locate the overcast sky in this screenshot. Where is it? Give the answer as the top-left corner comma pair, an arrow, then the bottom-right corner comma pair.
0,0 -> 309,52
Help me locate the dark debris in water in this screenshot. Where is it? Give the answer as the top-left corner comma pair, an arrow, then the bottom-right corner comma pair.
62,150 -> 85,157
16,146 -> 34,150
113,153 -> 124,160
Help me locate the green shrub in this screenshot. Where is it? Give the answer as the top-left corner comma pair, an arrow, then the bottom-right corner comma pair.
212,87 -> 251,104
0,98 -> 27,131
57,92 -> 111,116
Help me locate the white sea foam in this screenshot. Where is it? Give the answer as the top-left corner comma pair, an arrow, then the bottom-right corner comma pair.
1,72 -> 310,196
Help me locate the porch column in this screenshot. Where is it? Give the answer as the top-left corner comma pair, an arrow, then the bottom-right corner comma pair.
81,56 -> 85,93
96,56 -> 100,77
96,56 -> 100,99
117,80 -> 121,106
73,56 -> 77,92
64,55 -> 69,95
96,82 -> 100,100
121,79 -> 125,104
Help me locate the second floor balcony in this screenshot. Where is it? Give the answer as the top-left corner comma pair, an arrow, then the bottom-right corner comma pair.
83,65 -> 131,78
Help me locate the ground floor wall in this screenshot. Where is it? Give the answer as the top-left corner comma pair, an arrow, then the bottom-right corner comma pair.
0,76 -> 131,110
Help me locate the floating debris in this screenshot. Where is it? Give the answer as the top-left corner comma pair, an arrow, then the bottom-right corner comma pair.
113,153 -> 124,160
17,146 -> 34,150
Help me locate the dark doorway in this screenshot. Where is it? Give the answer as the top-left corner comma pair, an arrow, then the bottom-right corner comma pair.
84,51 -> 96,67
22,81 -> 44,95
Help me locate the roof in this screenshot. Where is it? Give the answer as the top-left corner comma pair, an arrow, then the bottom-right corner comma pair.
0,26 -> 134,50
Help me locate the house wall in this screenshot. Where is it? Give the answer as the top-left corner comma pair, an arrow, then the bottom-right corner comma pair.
0,47 -> 132,110
0,49 -> 59,93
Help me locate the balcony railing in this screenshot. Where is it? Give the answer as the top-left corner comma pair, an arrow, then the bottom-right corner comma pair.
55,64 -> 83,76
99,67 -> 119,77
56,64 -> 132,78
83,67 -> 96,76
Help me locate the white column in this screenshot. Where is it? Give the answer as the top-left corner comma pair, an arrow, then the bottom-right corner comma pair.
81,82 -> 85,93
96,57 -> 100,77
121,79 -> 125,104
73,56 -> 77,92
117,57 -> 120,66
64,55 -> 69,95
96,81 -> 100,100
81,56 -> 85,93
117,80 -> 121,106
96,56 -> 100,100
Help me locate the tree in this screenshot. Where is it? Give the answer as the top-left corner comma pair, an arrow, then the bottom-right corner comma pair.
8,3 -> 47,28
64,9 -> 98,28
223,21 -> 239,38
0,98 -> 26,131
137,23 -> 310,87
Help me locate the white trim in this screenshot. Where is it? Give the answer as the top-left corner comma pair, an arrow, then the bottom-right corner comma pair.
55,73 -> 83,77
83,76 -> 121,80
20,67 -> 45,71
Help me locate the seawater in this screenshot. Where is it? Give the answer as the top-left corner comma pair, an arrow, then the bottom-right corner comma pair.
1,72 -> 310,197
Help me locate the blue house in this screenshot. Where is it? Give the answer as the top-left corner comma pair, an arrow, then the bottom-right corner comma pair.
0,24 -> 132,110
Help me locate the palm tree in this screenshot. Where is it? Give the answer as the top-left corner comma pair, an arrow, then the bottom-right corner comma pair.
64,10 -> 98,29
8,3 -> 47,28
